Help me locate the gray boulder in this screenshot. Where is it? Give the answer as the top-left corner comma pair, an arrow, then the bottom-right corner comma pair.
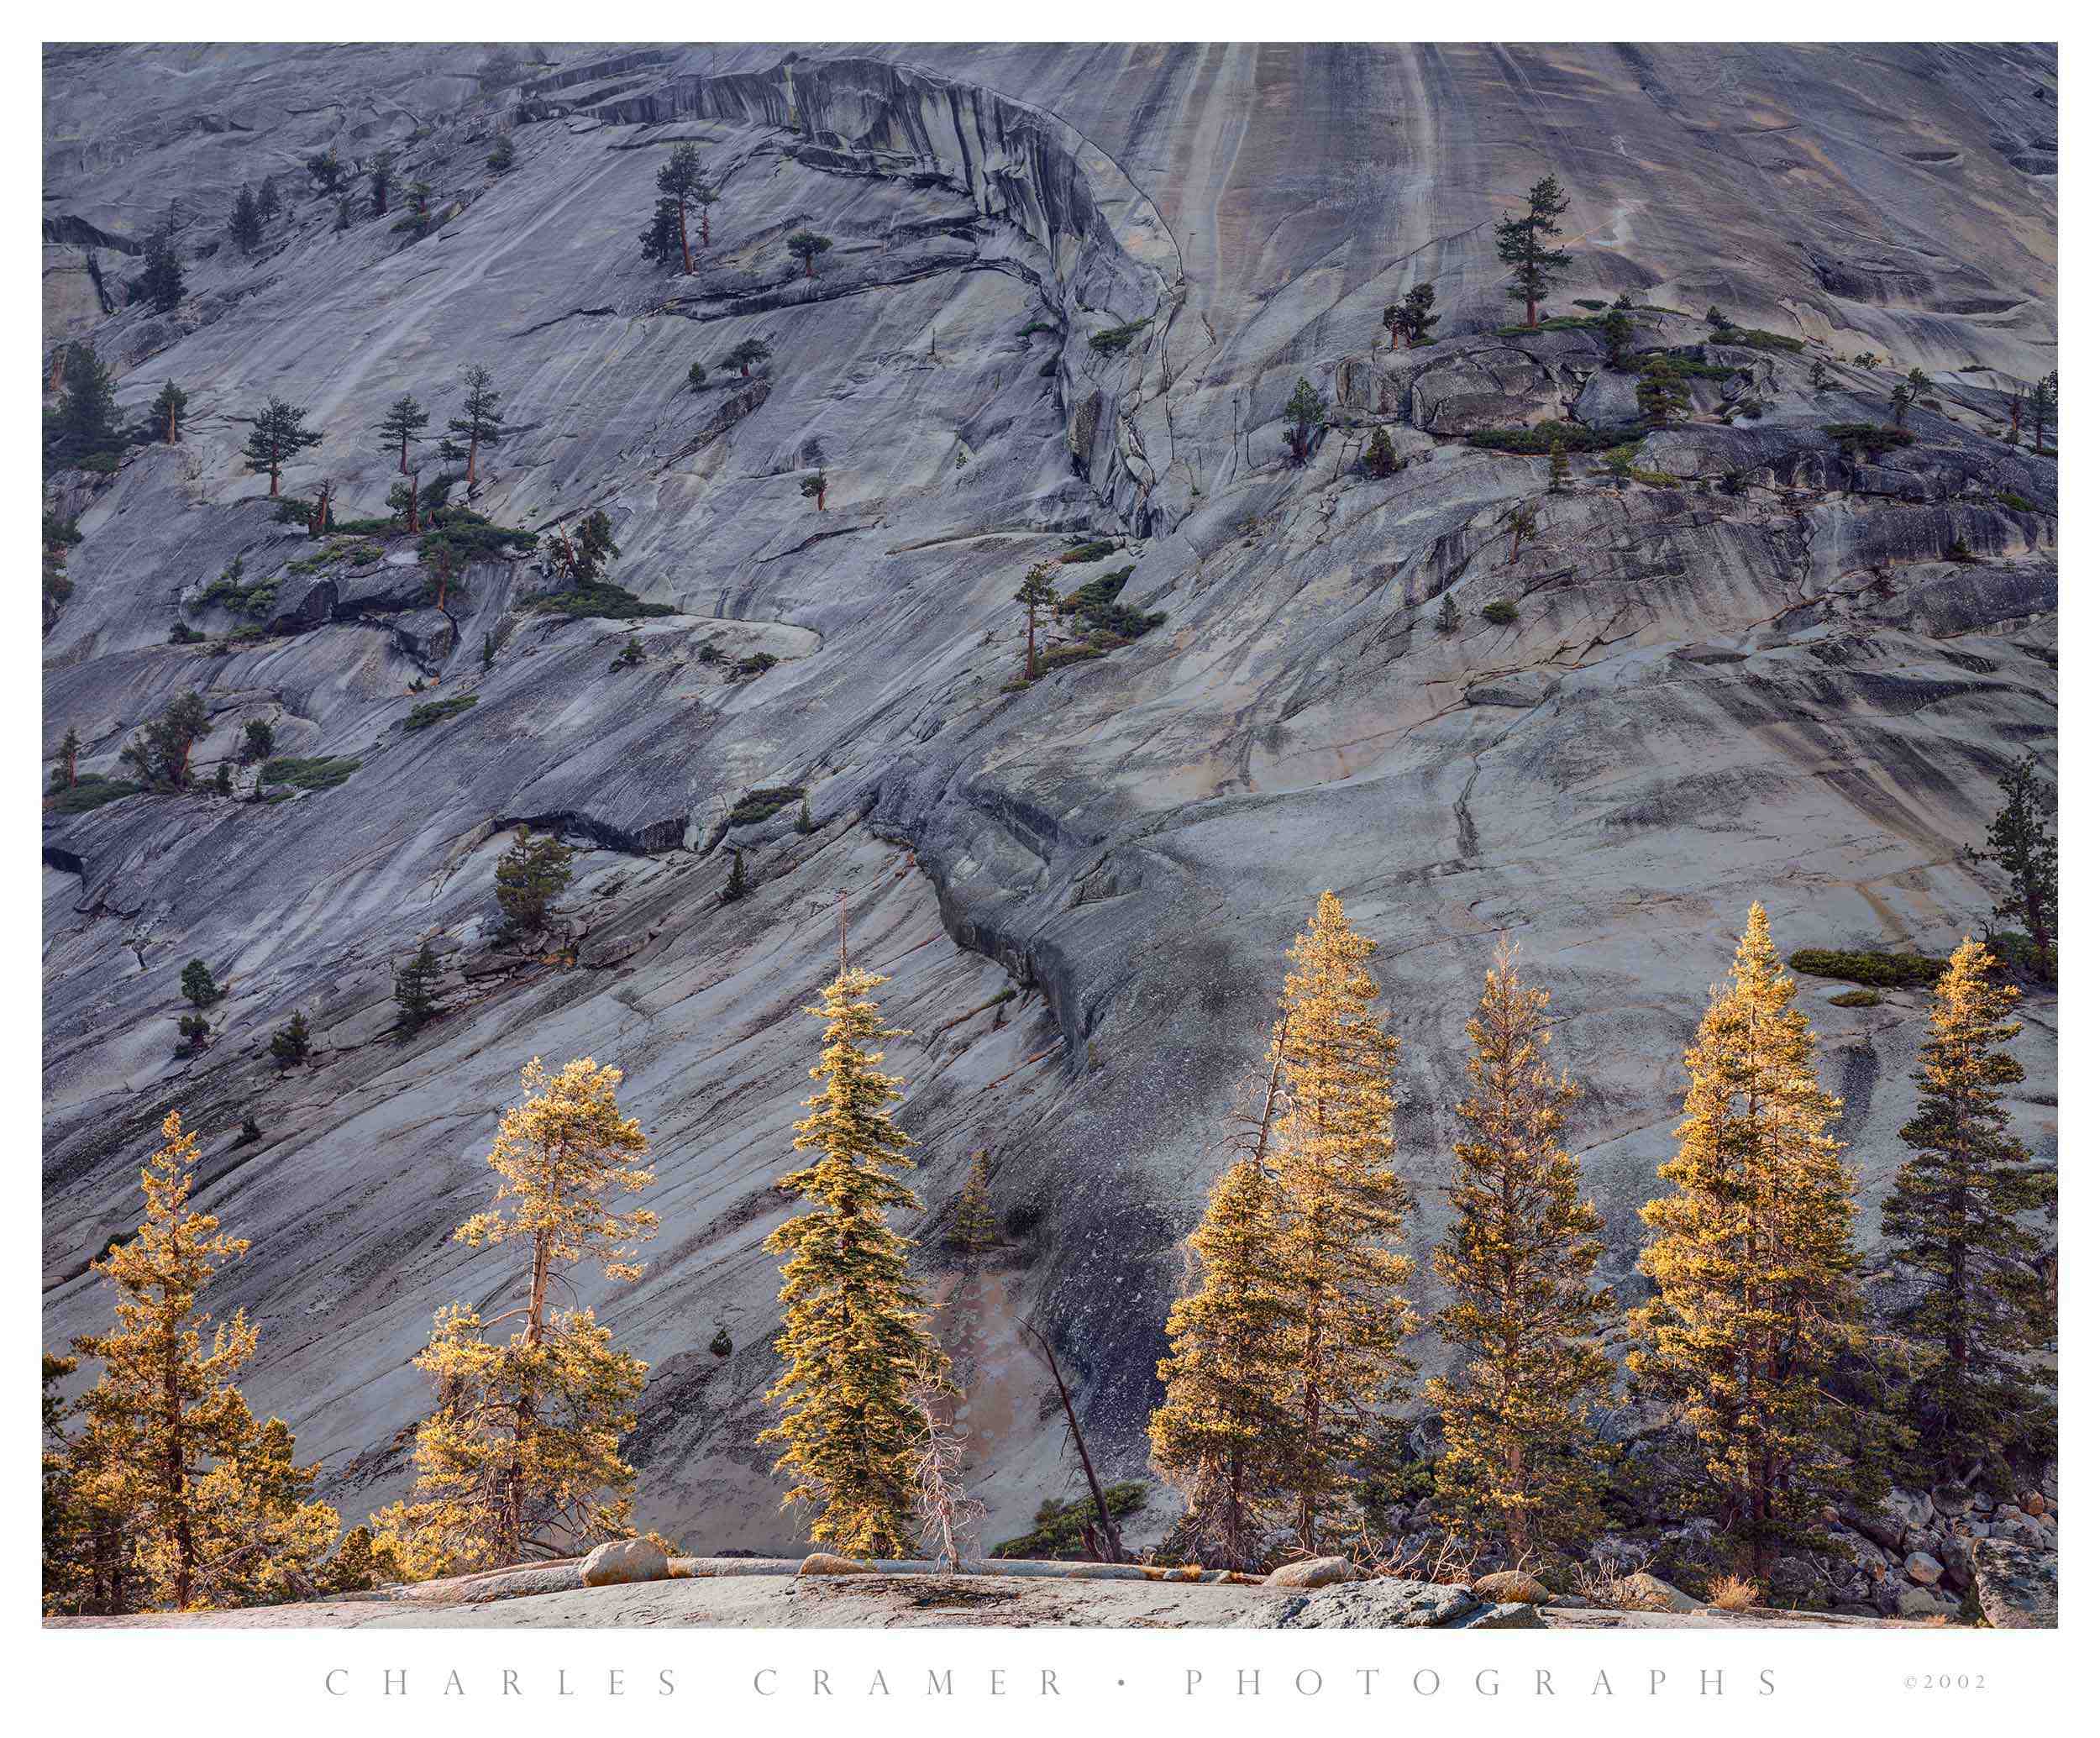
1269,1578 -> 1481,1629
1970,1539 -> 2057,1629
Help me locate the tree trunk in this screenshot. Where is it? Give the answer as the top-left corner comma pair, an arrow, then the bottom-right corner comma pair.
1025,1323 -> 1123,1563
267,462 -> 280,497
815,483 -> 825,511
163,1331 -> 193,1608
466,433 -> 479,487
677,204 -> 692,276
1025,608 -> 1037,680
165,402 -> 177,444
407,472 -> 419,535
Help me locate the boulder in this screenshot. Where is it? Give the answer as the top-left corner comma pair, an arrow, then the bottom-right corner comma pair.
1470,1569 -> 1551,1604
1970,1539 -> 2057,1629
580,1536 -> 671,1587
798,1552 -> 878,1577
1264,1555 -> 1366,1589
1616,1572 -> 1702,1613
1405,348 -> 1565,436
1268,1578 -> 1480,1629
1905,1551 -> 1945,1586
2023,1492 -> 2048,1517
1897,1586 -> 1959,1620
1454,1599 -> 1548,1630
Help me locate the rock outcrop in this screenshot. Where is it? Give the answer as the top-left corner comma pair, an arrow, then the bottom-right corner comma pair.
42,43 -> 2055,1556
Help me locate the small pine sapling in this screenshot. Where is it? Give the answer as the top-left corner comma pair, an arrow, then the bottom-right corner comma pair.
785,229 -> 833,279
270,1011 -> 312,1069
181,959 -> 221,1007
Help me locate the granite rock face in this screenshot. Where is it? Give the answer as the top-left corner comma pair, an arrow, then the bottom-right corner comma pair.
42,44 -> 2055,1553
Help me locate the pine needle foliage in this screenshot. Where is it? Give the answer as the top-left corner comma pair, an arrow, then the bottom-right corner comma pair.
1966,753 -> 2056,958
495,826 -> 575,933
1627,903 -> 1878,1576
1268,891 -> 1417,1553
374,1058 -> 657,1575
1149,1155 -> 1295,1570
760,967 -> 948,1558
65,1113 -> 339,1611
1426,938 -> 1614,1561
1883,940 -> 2055,1486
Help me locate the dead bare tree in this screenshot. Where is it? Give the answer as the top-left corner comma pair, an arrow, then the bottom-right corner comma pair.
1017,1318 -> 1126,1564
910,1363 -> 984,1572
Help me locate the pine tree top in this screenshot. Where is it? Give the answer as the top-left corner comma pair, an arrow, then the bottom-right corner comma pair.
456,1056 -> 658,1280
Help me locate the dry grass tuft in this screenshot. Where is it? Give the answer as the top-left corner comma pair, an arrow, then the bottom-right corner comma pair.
1707,1573 -> 1760,1612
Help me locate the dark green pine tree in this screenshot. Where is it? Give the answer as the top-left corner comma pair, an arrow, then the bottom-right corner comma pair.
1966,752 -> 2056,958
719,848 -> 750,905
49,344 -> 123,469
1494,174 -> 1572,328
241,397 -> 323,497
652,142 -> 707,273
377,394 -> 429,474
785,230 -> 834,279
256,176 -> 281,219
2030,371 -> 2056,454
139,217 -> 186,313
228,186 -> 264,254
1883,940 -> 2055,1488
1362,426 -> 1399,479
392,943 -> 443,1033
1283,376 -> 1327,465
444,364 -> 503,489
1600,307 -> 1634,369
725,339 -> 771,378
1402,281 -> 1440,346
640,199 -> 681,267
1636,357 -> 1690,428
150,381 -> 189,445
369,149 -> 395,216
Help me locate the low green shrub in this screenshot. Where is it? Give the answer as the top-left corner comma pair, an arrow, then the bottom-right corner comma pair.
1058,540 -> 1120,564
1986,931 -> 2056,985
260,754 -> 361,791
1830,990 -> 1883,1008
1086,319 -> 1149,355
1467,419 -> 1640,455
1641,350 -> 1743,382
726,785 -> 805,827
402,695 -> 479,732
1480,600 -> 1520,625
1037,642 -> 1108,673
46,774 -> 144,815
1060,566 -> 1165,640
989,1482 -> 1147,1560
1788,947 -> 1947,989
1822,423 -> 1918,458
1997,490 -> 2041,513
1711,325 -> 1806,353
525,583 -> 677,621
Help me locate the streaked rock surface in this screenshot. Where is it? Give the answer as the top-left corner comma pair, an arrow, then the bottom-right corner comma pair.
43,43 -> 2056,1554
